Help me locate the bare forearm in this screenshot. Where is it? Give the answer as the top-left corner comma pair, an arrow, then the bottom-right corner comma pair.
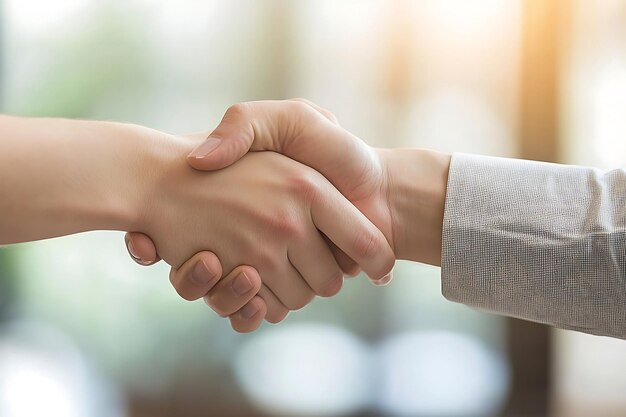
0,115 -> 167,244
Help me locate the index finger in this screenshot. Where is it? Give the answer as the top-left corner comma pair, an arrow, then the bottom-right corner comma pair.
311,183 -> 395,281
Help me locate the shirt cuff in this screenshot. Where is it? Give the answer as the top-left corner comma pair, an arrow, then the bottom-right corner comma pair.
440,153 -> 626,338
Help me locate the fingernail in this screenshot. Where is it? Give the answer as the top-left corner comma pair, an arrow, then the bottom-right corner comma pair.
372,273 -> 392,286
239,302 -> 260,320
126,237 -> 151,266
191,260 -> 215,286
232,272 -> 253,296
188,137 -> 221,159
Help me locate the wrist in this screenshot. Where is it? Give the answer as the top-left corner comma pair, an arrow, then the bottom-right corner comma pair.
108,125 -> 193,233
381,148 -> 451,265
83,121 -> 187,233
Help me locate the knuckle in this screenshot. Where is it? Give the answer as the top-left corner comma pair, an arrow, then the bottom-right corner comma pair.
267,210 -> 306,240
317,273 -> 344,298
352,229 -> 384,259
269,214 -> 297,237
325,111 -> 339,124
290,98 -> 338,124
225,102 -> 250,119
287,172 -> 321,203
289,98 -> 309,107
286,99 -> 311,114
284,292 -> 315,311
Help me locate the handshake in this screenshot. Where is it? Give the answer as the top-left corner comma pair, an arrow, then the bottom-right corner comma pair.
0,99 -> 451,333
5,99 -> 619,339
123,99 -> 451,332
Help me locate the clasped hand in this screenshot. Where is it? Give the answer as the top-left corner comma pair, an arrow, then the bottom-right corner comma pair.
127,100 -> 398,332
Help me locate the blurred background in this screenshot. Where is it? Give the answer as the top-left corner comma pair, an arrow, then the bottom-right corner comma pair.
0,0 -> 625,416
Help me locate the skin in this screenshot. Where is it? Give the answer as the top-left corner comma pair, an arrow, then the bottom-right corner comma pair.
127,99 -> 451,332
0,113 -> 396,327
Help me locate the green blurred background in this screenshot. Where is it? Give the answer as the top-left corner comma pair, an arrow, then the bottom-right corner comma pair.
1,1 -> 625,416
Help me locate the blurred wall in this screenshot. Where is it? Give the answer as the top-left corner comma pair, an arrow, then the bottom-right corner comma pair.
1,1 -> 625,417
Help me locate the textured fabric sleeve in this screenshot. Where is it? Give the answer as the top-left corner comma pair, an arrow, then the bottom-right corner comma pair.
441,153 -> 626,339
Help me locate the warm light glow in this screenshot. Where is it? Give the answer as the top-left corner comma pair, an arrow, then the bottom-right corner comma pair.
420,0 -> 519,43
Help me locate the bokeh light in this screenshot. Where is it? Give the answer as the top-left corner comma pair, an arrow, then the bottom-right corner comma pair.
234,324 -> 371,416
376,331 -> 509,416
0,321 -> 124,417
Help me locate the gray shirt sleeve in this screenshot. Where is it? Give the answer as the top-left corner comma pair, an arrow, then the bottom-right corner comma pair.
441,153 -> 626,339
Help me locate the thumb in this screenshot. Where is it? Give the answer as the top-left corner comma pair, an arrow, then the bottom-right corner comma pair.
186,101 -> 375,198
125,232 -> 161,266
187,103 -> 257,171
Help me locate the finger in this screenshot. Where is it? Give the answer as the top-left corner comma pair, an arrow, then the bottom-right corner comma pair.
288,232 -> 344,297
264,262 -> 316,312
332,246 -> 360,278
203,265 -> 262,316
256,284 -> 289,324
289,98 -> 340,125
169,251 -> 223,301
228,296 -> 267,333
371,271 -> 394,286
312,183 -> 395,281
125,232 -> 161,266
200,264 -> 296,324
323,235 -> 361,277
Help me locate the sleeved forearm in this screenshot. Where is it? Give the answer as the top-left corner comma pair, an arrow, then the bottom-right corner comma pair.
441,153 -> 626,339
